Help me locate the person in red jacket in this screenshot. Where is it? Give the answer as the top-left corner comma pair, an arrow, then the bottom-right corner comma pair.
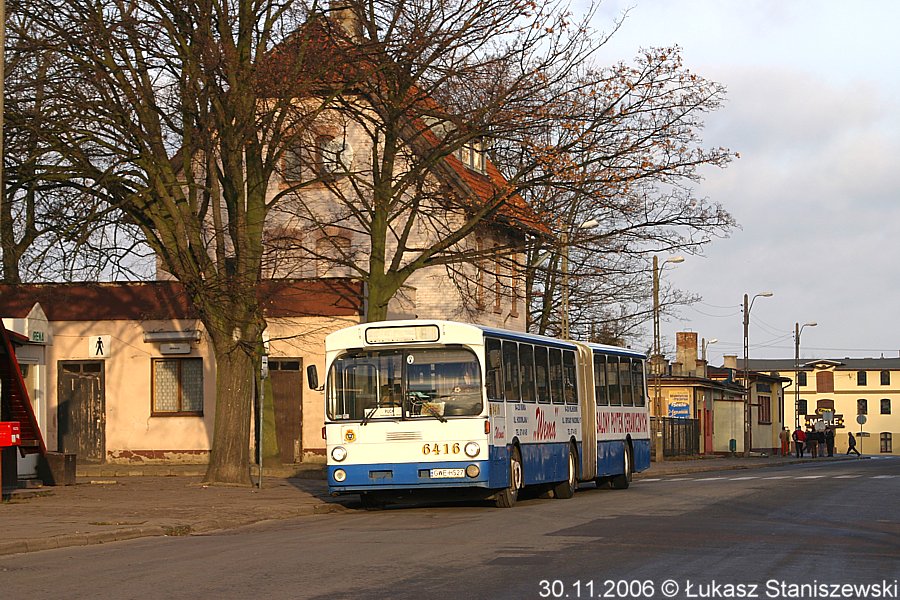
792,427 -> 806,458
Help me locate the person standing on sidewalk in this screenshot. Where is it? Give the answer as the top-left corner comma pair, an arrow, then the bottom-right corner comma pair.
793,427 -> 806,458
779,428 -> 791,456
807,427 -> 819,458
846,431 -> 861,456
825,427 -> 835,457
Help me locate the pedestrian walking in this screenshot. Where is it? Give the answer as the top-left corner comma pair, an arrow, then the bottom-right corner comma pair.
779,427 -> 791,456
792,427 -> 806,458
825,427 -> 835,457
846,431 -> 861,456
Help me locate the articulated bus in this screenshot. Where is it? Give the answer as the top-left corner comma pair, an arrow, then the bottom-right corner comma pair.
307,320 -> 650,508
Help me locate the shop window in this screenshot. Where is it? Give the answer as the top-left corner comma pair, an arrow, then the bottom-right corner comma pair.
152,358 -> 203,416
880,432 -> 892,453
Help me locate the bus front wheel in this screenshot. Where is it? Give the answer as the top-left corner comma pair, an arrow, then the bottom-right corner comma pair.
495,446 -> 523,508
360,492 -> 387,510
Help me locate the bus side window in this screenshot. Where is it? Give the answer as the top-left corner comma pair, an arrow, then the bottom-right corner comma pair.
486,338 -> 503,401
503,341 -> 520,403
535,346 -> 551,404
632,359 -> 647,406
519,344 -> 536,403
620,357 -> 634,406
563,350 -> 578,404
594,353 -> 609,405
549,348 -> 564,404
607,357 -> 621,405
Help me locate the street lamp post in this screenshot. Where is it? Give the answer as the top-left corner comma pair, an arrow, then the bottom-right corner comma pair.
652,254 -> 684,462
794,321 -> 817,429
560,219 -> 598,340
743,291 -> 774,457
701,337 -> 718,363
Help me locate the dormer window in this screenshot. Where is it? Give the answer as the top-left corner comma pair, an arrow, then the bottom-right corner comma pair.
458,139 -> 486,173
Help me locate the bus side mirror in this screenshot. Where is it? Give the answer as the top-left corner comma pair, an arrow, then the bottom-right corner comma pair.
307,365 -> 322,391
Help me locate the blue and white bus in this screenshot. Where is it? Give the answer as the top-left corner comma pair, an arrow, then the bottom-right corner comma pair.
307,320 -> 650,508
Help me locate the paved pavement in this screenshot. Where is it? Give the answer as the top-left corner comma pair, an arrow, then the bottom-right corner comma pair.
0,453 -> 863,557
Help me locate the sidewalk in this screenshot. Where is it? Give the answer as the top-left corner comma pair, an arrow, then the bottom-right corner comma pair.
0,454 -> 861,557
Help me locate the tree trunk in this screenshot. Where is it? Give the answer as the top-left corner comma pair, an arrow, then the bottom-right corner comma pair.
203,332 -> 255,486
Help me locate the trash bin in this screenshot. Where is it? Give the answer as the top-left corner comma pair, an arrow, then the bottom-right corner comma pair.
39,452 -> 77,486
729,439 -> 737,454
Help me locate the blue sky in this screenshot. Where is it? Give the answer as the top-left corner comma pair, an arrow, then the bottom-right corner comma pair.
587,0 -> 900,363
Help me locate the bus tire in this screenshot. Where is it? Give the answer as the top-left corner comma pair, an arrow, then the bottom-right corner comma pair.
552,444 -> 578,499
495,446 -> 523,508
360,492 -> 386,510
610,443 -> 633,490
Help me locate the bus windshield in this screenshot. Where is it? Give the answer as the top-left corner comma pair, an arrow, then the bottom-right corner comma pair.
327,348 -> 483,421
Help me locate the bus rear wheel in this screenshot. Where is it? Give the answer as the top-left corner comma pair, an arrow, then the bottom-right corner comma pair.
610,443 -> 633,490
494,446 -> 523,508
552,444 -> 577,499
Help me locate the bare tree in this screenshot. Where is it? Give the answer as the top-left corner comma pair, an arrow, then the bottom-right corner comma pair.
514,46 -> 737,343
10,0 -> 735,483
13,0 -> 346,484
1,4 -> 150,283
269,7 -> 735,332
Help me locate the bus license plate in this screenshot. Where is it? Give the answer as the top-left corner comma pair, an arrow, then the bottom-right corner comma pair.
430,468 -> 465,479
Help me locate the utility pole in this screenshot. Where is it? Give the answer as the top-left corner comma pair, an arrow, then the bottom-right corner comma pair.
794,321 -> 817,428
743,291 -> 773,457
652,255 -> 684,462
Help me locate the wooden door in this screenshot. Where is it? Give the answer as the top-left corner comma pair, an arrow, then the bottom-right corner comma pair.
270,359 -> 302,463
57,361 -> 105,463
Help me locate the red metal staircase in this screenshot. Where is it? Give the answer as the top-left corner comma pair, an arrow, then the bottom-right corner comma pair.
0,320 -> 46,457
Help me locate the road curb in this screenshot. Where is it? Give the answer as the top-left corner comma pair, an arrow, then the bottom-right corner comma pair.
0,502 -> 348,557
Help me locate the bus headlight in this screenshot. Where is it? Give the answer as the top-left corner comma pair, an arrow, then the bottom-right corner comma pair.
331,446 -> 348,462
464,442 -> 480,458
333,469 -> 347,482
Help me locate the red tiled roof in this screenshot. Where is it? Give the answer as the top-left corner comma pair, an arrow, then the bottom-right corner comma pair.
0,280 -> 363,322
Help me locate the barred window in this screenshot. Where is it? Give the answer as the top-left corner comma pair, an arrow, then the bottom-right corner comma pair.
152,358 -> 203,416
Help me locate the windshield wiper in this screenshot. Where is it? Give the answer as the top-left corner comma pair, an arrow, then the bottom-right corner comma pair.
408,392 -> 447,423
361,405 -> 378,426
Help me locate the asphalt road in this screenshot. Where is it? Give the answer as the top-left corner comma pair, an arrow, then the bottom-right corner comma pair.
2,458 -> 897,600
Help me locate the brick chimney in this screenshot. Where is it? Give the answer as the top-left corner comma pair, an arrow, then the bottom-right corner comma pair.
330,0 -> 363,40
723,354 -> 738,370
676,332 -> 698,376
